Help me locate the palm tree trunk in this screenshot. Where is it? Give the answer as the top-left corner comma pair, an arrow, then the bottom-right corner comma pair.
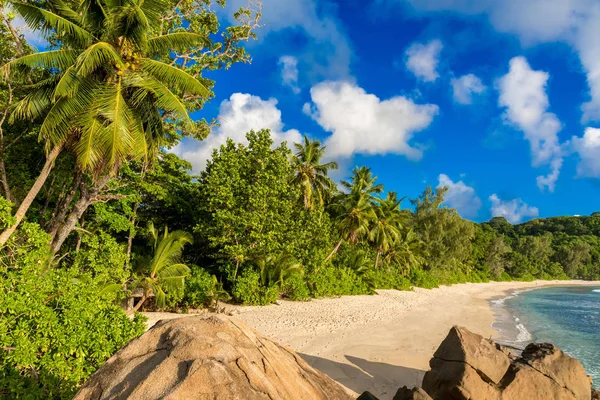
126,294 -> 147,316
324,238 -> 343,262
0,143 -> 63,246
375,250 -> 381,268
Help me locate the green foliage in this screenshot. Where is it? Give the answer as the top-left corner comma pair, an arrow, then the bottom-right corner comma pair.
72,230 -> 130,283
0,222 -> 145,399
182,265 -> 230,309
307,266 -> 370,298
232,269 -> 279,306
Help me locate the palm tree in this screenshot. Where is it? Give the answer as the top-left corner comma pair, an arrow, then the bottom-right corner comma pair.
128,222 -> 193,314
384,228 -> 426,273
324,166 -> 382,262
0,0 -> 208,245
291,136 -> 338,210
254,253 -> 303,290
340,166 -> 383,198
370,192 -> 404,267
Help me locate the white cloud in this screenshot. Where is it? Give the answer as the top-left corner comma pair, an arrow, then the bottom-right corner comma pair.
489,194 -> 539,224
303,81 -> 439,159
497,56 -> 563,192
172,93 -> 301,172
437,174 -> 482,219
225,0 -> 352,80
451,74 -> 486,104
379,0 -> 600,122
572,127 -> 600,178
405,40 -> 443,82
278,56 -> 300,94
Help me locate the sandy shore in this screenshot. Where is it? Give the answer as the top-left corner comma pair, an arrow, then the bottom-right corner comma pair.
144,280 -> 600,399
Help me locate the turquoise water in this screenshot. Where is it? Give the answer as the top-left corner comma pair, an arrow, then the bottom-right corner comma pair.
500,286 -> 600,388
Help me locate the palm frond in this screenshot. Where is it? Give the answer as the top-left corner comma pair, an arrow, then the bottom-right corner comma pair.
148,32 -> 210,54
139,58 -> 209,97
10,86 -> 54,122
10,1 -> 94,47
3,50 -> 78,75
126,75 -> 192,126
74,42 -> 124,76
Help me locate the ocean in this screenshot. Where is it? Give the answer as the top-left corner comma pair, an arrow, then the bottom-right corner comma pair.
491,286 -> 600,388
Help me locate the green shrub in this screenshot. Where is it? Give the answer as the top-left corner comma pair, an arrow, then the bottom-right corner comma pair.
72,230 -> 130,284
232,269 -> 279,305
499,272 -> 512,282
0,223 -> 146,399
183,265 -> 216,308
307,266 -> 369,298
282,273 -> 311,301
363,268 -> 412,291
409,268 -> 440,289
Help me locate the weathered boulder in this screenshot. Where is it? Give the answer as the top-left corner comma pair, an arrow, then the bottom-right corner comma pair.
356,391 -> 379,400
429,326 -> 510,384
520,343 -> 592,400
502,362 -> 579,400
415,326 -> 594,400
422,357 -> 501,400
73,315 -> 352,400
393,386 -> 433,400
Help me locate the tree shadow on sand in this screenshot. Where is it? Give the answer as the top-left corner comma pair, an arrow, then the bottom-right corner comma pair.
300,353 -> 425,398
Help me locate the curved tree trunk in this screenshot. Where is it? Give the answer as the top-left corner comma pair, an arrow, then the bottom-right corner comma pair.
0,143 -> 63,246
50,174 -> 117,254
126,294 -> 147,316
324,238 -> 343,262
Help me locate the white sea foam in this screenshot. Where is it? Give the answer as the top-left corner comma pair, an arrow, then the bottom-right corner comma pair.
592,289 -> 600,293
515,319 -> 532,342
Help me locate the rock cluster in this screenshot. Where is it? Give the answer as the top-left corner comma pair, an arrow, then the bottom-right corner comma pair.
364,326 -> 597,400
74,315 -> 352,400
74,316 -> 597,400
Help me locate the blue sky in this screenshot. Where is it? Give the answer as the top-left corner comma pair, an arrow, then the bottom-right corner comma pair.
169,0 -> 600,223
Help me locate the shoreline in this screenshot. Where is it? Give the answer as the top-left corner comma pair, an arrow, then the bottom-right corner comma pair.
144,280 -> 600,399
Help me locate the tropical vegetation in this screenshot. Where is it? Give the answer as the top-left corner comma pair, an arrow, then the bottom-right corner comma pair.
0,0 -> 599,398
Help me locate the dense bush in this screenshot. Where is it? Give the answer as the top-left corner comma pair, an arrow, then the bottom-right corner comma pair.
232,269 -> 279,305
0,222 -> 146,399
182,265 -> 219,308
307,266 -> 370,298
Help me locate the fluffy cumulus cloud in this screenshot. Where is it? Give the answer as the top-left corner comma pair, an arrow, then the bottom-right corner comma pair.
379,0 -> 600,122
437,174 -> 482,219
278,56 -> 300,94
225,0 -> 352,80
405,40 -> 443,82
489,194 -> 539,224
571,127 -> 600,178
172,93 -> 301,172
303,81 -> 439,159
497,56 -> 563,192
451,74 -> 486,104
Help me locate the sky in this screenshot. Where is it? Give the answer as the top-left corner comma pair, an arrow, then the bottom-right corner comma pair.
20,0 -> 600,223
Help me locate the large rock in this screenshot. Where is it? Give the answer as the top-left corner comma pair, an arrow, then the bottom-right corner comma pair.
502,363 -> 578,400
520,343 -> 592,400
429,326 -> 510,384
422,357 -> 501,400
415,326 -> 594,400
393,386 -> 433,400
73,315 -> 352,400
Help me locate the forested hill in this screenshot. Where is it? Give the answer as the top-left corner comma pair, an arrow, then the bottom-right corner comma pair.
477,214 -> 600,281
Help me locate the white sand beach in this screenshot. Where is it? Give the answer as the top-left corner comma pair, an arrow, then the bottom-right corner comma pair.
144,280 -> 600,399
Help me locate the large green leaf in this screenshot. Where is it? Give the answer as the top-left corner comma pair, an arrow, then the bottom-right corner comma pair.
139,58 -> 209,97
10,1 -> 94,47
